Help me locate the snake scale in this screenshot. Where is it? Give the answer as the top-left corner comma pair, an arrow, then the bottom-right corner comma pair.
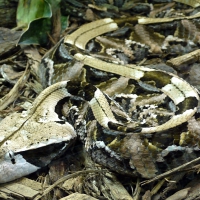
0,18 -> 199,183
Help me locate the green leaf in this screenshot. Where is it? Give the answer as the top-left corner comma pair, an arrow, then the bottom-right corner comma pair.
17,0 -> 69,45
61,15 -> 69,31
18,18 -> 51,45
46,0 -> 61,8
18,13 -> 69,45
17,0 -> 52,28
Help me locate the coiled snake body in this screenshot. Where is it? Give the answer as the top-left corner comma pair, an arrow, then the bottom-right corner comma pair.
0,18 -> 199,183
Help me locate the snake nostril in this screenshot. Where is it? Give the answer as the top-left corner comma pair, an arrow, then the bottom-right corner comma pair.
4,150 -> 15,164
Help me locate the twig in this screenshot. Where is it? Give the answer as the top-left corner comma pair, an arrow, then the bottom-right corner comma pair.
0,64 -> 30,111
141,156 -> 200,186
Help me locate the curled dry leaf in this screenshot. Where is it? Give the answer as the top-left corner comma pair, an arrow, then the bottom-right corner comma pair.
120,134 -> 158,179
175,20 -> 200,44
165,187 -> 190,200
132,24 -> 163,54
0,64 -> 24,84
181,117 -> 200,147
0,28 -> 22,57
96,36 -> 135,60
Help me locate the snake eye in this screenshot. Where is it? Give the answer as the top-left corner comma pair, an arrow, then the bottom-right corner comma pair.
5,150 -> 16,164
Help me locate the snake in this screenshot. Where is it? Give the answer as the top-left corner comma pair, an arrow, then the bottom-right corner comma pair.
45,18 -> 200,178
0,18 -> 199,183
